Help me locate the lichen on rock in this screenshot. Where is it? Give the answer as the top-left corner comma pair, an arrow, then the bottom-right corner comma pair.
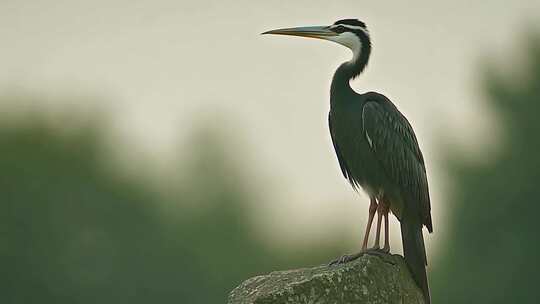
228,253 -> 424,304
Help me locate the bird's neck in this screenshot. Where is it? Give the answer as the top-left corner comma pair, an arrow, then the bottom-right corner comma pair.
330,42 -> 371,108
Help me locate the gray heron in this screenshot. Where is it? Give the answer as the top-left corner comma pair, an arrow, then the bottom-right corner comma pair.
263,19 -> 433,303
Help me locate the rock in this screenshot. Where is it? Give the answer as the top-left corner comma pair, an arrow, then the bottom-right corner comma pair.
228,253 -> 424,304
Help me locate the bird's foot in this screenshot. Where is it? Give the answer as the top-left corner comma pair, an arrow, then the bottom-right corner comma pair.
329,247 -> 392,266
362,247 -> 390,257
328,252 -> 364,266
370,244 -> 390,253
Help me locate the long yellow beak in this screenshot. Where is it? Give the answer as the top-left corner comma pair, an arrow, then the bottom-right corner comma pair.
261,26 -> 337,39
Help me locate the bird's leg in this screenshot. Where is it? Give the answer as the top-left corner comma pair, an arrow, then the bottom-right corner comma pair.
361,197 -> 378,251
329,197 -> 378,266
372,202 -> 384,250
381,200 -> 390,253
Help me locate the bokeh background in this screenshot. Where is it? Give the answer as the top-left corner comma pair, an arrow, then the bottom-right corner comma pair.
2,1 -> 540,303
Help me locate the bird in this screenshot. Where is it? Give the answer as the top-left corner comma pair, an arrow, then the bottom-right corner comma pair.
263,19 -> 433,303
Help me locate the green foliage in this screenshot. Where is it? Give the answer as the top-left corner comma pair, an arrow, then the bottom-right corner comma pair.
0,112 -> 334,303
432,34 -> 540,303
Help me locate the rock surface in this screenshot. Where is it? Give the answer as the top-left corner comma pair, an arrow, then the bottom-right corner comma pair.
228,253 -> 424,304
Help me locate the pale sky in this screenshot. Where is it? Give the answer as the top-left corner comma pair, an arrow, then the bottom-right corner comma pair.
2,0 -> 540,258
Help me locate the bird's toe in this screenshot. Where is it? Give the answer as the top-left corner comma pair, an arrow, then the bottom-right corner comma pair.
328,252 -> 363,266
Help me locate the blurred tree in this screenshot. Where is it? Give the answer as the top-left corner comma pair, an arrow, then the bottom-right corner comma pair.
432,34 -> 540,303
0,107 -> 336,303
0,117 -> 169,303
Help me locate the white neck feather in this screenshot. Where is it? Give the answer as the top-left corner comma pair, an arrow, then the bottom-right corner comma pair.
326,32 -> 363,63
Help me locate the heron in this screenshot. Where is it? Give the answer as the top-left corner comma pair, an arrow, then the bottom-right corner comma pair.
263,19 -> 433,303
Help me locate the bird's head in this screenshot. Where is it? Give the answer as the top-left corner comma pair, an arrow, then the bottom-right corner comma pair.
262,19 -> 370,63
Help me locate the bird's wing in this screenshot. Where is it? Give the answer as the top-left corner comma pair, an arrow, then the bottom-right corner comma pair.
362,100 -> 432,231
329,114 -> 358,189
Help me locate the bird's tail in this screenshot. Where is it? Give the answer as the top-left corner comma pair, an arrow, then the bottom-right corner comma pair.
401,217 -> 430,304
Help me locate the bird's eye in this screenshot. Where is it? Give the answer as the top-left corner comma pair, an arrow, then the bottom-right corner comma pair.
333,25 -> 347,33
